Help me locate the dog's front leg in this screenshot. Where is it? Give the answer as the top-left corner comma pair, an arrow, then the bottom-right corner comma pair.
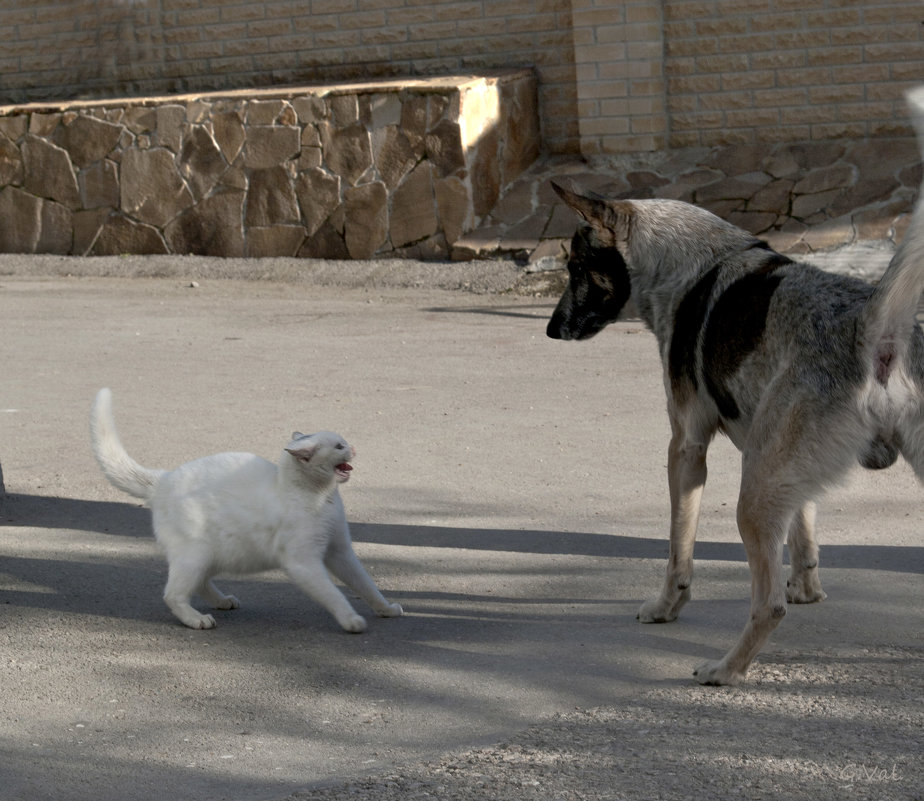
638,433 -> 707,623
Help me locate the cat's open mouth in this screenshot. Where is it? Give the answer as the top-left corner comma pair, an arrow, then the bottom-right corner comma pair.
334,463 -> 353,482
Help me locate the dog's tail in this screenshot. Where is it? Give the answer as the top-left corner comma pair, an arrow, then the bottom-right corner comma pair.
859,86 -> 924,385
90,388 -> 165,501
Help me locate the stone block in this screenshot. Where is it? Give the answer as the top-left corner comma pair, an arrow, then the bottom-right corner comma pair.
0,116 -> 27,141
435,175 -> 472,246
469,125 -> 501,217
344,181 -> 387,258
0,186 -> 41,252
373,125 -> 417,189
180,126 -> 227,201
37,200 -> 73,254
299,217 -> 350,259
500,75 -> 541,180
695,172 -> 772,203
73,208 -> 110,255
56,114 -> 123,168
246,166 -> 300,227
29,113 -> 61,137
748,178 -> 794,213
79,159 -> 119,209
22,135 -> 80,208
247,225 -> 306,257
793,163 -> 857,195
155,105 -> 187,152
292,96 -> 328,125
124,106 -> 158,134
390,161 -> 438,248
90,214 -> 169,255
213,110 -> 246,164
370,93 -> 402,129
247,100 -> 287,125
791,188 -> 842,219
330,95 -> 359,127
120,147 -> 194,227
425,118 -> 465,177
295,167 -> 341,237
243,125 -> 300,169
163,188 -> 245,257
0,133 -> 23,187
399,95 -> 428,154
319,121 -> 373,186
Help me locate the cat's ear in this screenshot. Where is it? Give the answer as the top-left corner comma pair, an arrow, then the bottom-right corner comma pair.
285,432 -> 317,462
286,442 -> 317,462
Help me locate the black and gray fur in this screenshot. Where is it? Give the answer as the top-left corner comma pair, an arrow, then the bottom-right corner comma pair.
547,87 -> 924,685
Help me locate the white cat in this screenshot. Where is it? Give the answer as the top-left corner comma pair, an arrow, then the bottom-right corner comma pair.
89,388 -> 403,632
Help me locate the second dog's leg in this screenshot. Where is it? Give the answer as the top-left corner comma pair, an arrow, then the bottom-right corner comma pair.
638,432 -> 707,623
786,501 -> 827,604
694,477 -> 793,686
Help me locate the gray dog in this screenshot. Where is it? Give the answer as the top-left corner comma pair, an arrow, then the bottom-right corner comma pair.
547,88 -> 924,685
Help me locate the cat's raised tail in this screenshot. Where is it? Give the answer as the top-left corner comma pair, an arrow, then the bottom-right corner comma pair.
90,388 -> 165,501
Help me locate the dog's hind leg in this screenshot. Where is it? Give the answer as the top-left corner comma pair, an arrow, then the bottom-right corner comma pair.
785,501 -> 827,604
694,457 -> 799,685
638,430 -> 708,623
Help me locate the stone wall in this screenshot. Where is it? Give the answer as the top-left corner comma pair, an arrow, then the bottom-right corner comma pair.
0,71 -> 539,259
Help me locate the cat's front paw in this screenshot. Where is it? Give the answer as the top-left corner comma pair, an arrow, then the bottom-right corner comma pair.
341,614 -> 367,633
188,613 -> 217,630
376,602 -> 403,618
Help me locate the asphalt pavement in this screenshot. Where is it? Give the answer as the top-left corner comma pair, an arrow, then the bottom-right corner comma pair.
0,254 -> 921,801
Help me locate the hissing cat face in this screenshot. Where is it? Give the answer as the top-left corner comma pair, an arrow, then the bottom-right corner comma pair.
285,431 -> 355,484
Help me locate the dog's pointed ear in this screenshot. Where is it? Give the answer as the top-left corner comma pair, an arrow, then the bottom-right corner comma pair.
552,181 -> 608,222
551,181 -> 632,248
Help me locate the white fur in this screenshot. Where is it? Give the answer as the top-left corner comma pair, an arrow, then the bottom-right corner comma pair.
90,388 -> 403,631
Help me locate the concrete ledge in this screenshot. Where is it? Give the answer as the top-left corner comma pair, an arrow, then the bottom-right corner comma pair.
0,71 -> 539,260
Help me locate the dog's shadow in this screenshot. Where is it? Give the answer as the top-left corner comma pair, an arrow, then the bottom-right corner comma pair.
2,492 -> 150,537
1,495 -> 920,625
4,493 -> 922,571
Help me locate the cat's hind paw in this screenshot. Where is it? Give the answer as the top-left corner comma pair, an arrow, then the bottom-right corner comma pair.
214,594 -> 240,611
376,602 -> 403,618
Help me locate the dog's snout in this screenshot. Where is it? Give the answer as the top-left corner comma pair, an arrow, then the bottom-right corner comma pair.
546,316 -> 572,340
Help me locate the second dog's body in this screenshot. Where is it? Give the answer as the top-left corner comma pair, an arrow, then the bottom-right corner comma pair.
546,90 -> 924,685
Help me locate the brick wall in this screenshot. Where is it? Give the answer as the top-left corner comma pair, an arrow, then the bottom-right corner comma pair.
663,0 -> 924,148
2,0 -> 922,156
570,0 -> 667,154
0,0 -> 578,153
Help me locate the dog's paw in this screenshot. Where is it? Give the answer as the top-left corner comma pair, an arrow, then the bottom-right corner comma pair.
376,602 -> 403,618
341,614 -> 368,633
786,575 -> 827,604
693,659 -> 745,686
637,591 -> 688,624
